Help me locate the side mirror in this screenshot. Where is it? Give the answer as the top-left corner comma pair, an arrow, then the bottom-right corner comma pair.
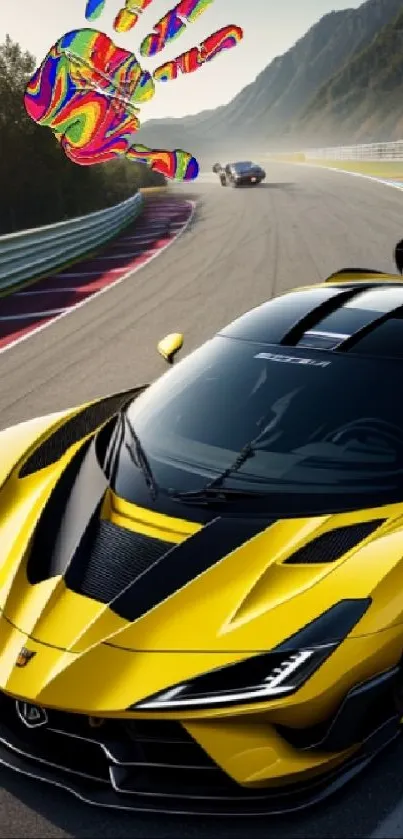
395,239 -> 403,274
157,332 -> 184,365
212,163 -> 221,173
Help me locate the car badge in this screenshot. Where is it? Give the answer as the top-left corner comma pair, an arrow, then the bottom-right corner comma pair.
16,701 -> 48,728
15,647 -> 36,668
88,716 -> 105,728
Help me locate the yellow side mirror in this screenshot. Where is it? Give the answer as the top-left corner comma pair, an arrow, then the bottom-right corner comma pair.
157,332 -> 184,365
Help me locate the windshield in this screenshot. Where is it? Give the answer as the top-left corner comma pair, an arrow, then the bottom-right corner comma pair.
112,337 -> 403,515
233,161 -> 254,172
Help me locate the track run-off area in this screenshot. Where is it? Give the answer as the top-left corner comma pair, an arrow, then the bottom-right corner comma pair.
1,161 -> 403,837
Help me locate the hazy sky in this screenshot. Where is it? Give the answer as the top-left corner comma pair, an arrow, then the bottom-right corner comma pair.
1,0 -> 363,121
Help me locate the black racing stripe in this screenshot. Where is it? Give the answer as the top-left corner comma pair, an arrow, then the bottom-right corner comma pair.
338,304 -> 403,352
111,517 -> 275,622
280,288 -> 361,347
219,288 -> 350,345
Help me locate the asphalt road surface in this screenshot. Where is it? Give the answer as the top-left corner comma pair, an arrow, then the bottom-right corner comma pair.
1,162 -> 403,838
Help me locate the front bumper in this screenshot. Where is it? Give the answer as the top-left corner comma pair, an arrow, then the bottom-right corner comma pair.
0,669 -> 400,816
234,176 -> 262,185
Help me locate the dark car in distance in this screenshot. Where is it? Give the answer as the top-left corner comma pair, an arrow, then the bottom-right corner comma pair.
212,161 -> 266,187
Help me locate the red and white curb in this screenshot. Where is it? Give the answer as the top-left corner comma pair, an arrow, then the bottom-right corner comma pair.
0,196 -> 195,355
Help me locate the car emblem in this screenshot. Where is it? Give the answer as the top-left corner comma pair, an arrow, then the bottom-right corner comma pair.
88,716 -> 105,728
16,701 -> 48,728
15,647 -> 36,668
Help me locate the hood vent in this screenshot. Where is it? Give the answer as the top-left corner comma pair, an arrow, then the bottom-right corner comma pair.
19,389 -> 144,477
71,520 -> 174,604
284,520 -> 385,565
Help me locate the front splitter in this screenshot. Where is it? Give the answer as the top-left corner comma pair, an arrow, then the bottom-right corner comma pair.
0,713 -> 399,816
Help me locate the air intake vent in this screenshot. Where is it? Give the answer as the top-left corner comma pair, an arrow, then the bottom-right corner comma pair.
72,520 -> 173,604
19,390 -> 142,477
284,520 -> 384,565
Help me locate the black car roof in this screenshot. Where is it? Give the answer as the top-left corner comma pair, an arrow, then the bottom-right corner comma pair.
219,281 -> 403,360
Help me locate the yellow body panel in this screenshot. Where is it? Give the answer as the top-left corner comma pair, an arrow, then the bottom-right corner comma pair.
3,481 -> 403,656
286,270 -> 402,296
185,719 -> 355,788
104,490 -> 201,543
0,369 -> 402,792
0,409 -> 76,489
324,271 -> 401,284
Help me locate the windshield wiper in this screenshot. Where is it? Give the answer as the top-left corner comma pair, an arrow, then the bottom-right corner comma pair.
121,411 -> 159,500
172,392 -> 299,501
168,485 -> 267,504
168,445 -> 256,503
170,435 -> 273,503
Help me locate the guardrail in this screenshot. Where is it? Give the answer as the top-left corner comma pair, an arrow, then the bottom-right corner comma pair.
0,192 -> 144,293
303,141 -> 403,161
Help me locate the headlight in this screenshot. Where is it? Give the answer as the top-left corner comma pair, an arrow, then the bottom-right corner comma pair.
134,645 -> 334,711
131,599 -> 371,712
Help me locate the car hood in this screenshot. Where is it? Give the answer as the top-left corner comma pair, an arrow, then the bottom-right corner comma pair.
1,405 -> 403,668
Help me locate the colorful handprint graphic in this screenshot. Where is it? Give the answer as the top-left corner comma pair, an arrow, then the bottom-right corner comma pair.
24,0 -> 243,180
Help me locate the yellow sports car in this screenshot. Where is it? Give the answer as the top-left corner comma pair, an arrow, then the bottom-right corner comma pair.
1,241 -> 403,815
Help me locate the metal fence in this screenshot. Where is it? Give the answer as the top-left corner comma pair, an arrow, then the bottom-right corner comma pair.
0,192 -> 144,292
303,141 -> 403,161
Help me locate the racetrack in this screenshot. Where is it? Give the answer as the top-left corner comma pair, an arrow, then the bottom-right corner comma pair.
1,161 -> 403,837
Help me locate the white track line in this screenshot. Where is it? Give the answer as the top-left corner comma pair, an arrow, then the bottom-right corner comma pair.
0,200 -> 196,356
299,161 -> 403,192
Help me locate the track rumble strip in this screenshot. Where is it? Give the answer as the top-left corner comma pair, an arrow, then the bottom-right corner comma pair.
0,197 -> 194,353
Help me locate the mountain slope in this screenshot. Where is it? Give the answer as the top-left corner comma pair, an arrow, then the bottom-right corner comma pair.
293,7 -> 403,145
136,0 -> 402,159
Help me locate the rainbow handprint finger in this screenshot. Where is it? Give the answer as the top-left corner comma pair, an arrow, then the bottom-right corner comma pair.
85,0 -> 106,20
126,144 -> 198,180
140,0 -> 214,56
24,0 -> 243,180
85,0 -> 155,34
153,25 -> 243,81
